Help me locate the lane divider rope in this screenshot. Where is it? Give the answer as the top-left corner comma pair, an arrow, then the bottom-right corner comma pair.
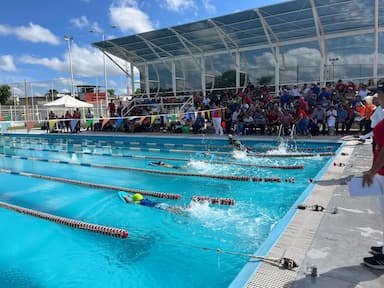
191,196 -> 235,206
0,168 -> 181,199
0,200 -> 128,238
247,152 -> 336,158
0,153 -> 250,182
5,136 -> 334,152
0,154 -> 297,184
1,144 -> 305,170
2,139 -> 336,157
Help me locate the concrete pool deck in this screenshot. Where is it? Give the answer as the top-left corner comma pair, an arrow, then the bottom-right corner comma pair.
5,130 -> 384,287
246,137 -> 384,288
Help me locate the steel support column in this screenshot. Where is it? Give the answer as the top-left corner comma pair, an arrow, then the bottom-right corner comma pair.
235,50 -> 240,91
145,64 -> 150,97
310,0 -> 327,85
256,9 -> 280,95
275,46 -> 280,95
172,61 -> 177,96
130,63 -> 135,95
201,56 -> 206,97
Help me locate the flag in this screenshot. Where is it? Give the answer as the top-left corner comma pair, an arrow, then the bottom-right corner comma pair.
71,119 -> 79,131
86,119 -> 94,128
101,118 -> 110,129
115,118 -> 123,127
49,120 -> 56,130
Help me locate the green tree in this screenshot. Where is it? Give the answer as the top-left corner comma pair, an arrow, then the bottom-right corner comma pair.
107,89 -> 115,96
257,75 -> 273,86
0,85 -> 11,104
45,89 -> 58,99
213,70 -> 245,89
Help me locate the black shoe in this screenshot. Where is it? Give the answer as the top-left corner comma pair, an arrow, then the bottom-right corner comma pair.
364,254 -> 384,269
371,246 -> 383,255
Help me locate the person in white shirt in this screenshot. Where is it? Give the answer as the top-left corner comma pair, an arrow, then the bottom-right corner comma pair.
326,104 -> 337,135
359,85 -> 370,101
291,85 -> 301,97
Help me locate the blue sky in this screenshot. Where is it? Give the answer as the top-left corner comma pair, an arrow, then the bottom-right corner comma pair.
0,0 -> 284,94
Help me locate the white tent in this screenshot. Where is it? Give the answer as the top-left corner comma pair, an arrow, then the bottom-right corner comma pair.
43,95 -> 93,108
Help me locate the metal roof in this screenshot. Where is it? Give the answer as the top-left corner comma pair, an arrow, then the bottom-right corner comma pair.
93,0 -> 379,64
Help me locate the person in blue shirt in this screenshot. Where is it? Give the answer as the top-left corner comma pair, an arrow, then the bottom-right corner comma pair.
280,90 -> 292,109
122,193 -> 183,213
318,87 -> 331,103
311,83 -> 320,97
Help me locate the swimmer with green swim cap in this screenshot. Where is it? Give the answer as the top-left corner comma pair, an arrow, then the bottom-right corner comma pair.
132,193 -> 144,204
122,192 -> 184,213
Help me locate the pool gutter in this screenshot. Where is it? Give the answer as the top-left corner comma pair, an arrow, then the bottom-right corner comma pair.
229,140 -> 345,288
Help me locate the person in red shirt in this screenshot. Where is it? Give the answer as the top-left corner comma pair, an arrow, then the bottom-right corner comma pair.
362,84 -> 384,269
108,100 -> 116,117
295,107 -> 309,136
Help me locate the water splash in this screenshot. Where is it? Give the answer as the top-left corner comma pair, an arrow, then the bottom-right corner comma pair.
266,138 -> 289,154
232,150 -> 248,160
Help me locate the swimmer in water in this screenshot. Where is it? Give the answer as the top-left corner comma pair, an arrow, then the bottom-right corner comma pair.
228,135 -> 250,152
148,161 -> 185,169
123,193 -> 184,213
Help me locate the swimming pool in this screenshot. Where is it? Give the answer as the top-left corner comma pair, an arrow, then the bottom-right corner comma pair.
0,134 -> 340,287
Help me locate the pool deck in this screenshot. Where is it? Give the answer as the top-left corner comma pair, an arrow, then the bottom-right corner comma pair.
246,137 -> 384,288
5,130 -> 384,287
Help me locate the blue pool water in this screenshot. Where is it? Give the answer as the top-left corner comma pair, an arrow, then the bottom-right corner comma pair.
0,135 -> 340,288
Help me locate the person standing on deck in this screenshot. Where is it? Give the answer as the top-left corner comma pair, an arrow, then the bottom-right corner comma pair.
212,103 -> 224,135
362,84 -> 384,269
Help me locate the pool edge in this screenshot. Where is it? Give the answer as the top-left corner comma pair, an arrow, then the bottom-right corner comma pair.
229,140 -> 345,288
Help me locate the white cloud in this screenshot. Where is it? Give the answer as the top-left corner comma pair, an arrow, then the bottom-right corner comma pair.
109,0 -> 153,34
20,43 -> 126,78
0,23 -> 60,45
202,0 -> 216,14
163,0 -> 195,11
70,16 -> 90,29
0,55 -> 17,71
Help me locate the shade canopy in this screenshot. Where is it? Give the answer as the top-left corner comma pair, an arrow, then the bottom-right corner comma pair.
93,0 -> 378,64
43,95 -> 93,108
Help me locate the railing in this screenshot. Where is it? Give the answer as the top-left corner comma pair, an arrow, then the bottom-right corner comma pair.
123,95 -> 193,116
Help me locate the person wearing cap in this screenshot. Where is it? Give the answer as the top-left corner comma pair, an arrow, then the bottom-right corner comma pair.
123,193 -> 183,213
361,84 -> 384,269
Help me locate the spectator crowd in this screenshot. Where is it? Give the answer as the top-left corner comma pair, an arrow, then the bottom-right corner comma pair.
121,79 -> 380,137
44,79 -> 382,137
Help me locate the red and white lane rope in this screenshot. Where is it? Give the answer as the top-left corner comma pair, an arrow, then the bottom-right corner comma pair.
0,200 -> 128,238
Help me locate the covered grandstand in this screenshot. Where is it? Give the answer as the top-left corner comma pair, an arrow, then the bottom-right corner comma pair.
93,0 -> 384,98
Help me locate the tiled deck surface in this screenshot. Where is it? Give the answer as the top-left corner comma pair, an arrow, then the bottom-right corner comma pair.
247,138 -> 384,288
